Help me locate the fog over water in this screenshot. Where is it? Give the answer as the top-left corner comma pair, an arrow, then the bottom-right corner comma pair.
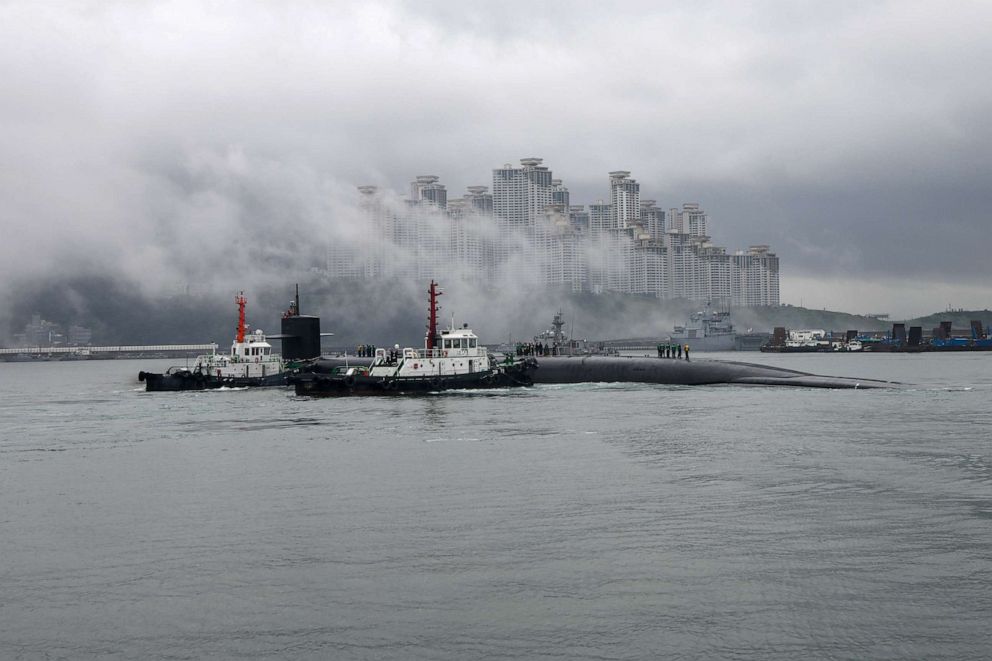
1,1 -> 990,329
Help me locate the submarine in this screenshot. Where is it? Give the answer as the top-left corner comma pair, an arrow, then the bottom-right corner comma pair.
527,355 -> 894,388
306,354 -> 895,389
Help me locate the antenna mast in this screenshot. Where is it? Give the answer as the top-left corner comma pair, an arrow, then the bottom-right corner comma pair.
235,292 -> 247,343
426,280 -> 442,350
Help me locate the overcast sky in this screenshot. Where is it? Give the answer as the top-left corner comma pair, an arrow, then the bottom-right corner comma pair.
1,0 -> 990,317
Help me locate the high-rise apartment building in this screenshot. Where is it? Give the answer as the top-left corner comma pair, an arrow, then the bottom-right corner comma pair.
609,171 -> 640,229
731,246 -> 780,307
551,179 -> 570,209
569,205 -> 589,233
668,202 -> 708,236
492,157 -> 554,231
464,185 -> 494,215
699,245 -> 732,306
663,232 -> 706,301
639,200 -> 665,240
542,204 -> 585,291
410,175 -> 447,209
630,235 -> 666,298
588,200 -> 613,234
447,198 -> 490,283
329,185 -> 391,279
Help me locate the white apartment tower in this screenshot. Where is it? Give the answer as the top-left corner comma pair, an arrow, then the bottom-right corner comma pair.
330,185 -> 395,279
492,158 -> 554,231
410,175 -> 447,209
609,171 -> 640,229
699,245 -> 732,306
731,246 -> 780,307
664,232 -> 706,301
543,204 -> 586,291
588,200 -> 614,234
668,202 -> 708,237
464,185 -> 494,215
639,200 -> 665,240
551,179 -> 570,210
492,158 -> 557,285
630,234 -> 666,298
456,185 -> 496,281
569,205 -> 589,233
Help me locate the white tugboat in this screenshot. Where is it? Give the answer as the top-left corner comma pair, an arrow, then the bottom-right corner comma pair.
291,281 -> 537,396
139,292 -> 289,391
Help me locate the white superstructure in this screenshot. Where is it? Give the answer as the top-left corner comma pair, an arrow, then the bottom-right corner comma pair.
359,325 -> 494,380
190,329 -> 284,380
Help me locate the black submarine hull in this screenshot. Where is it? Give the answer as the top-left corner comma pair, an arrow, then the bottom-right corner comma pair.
309,355 -> 897,389
529,356 -> 894,388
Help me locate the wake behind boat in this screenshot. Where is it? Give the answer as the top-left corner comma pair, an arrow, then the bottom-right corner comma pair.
291,281 -> 537,396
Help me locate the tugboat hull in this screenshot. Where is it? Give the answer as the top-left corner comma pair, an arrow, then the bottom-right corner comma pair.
291,363 -> 535,397
138,370 -> 287,392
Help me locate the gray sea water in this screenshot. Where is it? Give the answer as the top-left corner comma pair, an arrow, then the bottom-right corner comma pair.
1,353 -> 990,660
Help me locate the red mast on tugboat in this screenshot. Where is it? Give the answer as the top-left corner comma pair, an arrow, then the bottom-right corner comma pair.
426,280 -> 442,351
235,292 -> 247,343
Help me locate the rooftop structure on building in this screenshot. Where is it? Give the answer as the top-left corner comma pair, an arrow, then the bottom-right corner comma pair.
410,174 -> 447,208
609,171 -> 640,230
669,202 -> 708,237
